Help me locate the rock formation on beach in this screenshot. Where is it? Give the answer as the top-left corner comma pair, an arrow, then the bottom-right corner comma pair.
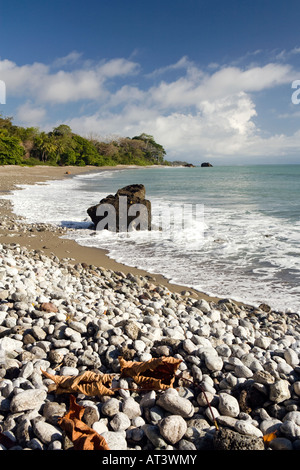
87,184 -> 152,232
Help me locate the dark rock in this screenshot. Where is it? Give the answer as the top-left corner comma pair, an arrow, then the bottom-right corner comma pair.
42,401 -> 66,425
238,384 -> 266,413
82,406 -> 99,428
194,433 -> 215,450
117,344 -> 135,361
213,427 -> 265,450
15,418 -> 32,446
87,184 -> 151,232
201,162 -> 213,167
259,303 -> 272,313
238,389 -> 252,414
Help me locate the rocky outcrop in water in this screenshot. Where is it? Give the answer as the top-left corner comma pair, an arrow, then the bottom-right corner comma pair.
87,184 -> 152,232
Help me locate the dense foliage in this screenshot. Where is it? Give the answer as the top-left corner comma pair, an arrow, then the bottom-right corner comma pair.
0,115 -> 169,167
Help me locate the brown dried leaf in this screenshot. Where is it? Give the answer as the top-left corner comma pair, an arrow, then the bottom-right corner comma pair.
41,369 -> 115,396
58,395 -> 110,450
118,356 -> 182,390
263,430 -> 277,445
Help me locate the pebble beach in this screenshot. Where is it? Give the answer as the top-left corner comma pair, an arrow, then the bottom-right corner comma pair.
0,166 -> 300,452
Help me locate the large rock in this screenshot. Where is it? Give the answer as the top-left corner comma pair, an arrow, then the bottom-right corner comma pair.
213,427 -> 265,451
87,184 -> 151,232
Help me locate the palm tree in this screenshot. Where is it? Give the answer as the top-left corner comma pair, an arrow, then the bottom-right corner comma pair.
35,132 -> 57,162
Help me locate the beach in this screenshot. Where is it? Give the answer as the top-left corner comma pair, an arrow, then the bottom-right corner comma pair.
0,164 -> 300,452
0,164 -> 219,302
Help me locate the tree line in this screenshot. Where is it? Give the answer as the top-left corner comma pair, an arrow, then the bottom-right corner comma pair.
0,114 -> 169,167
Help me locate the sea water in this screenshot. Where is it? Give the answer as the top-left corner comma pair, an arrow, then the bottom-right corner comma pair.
3,164 -> 300,314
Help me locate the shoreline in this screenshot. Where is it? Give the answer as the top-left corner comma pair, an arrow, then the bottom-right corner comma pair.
0,164 -> 222,303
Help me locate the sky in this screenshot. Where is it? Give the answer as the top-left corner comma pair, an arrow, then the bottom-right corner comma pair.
1,0 -> 300,164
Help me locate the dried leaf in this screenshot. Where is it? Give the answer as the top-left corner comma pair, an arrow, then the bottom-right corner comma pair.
58,395 -> 110,450
263,430 -> 277,445
118,356 -> 182,390
41,369 -> 115,396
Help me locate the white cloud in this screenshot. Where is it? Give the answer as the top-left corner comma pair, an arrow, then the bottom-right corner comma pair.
96,58 -> 140,78
149,63 -> 293,111
146,56 -> 195,77
0,59 -> 49,96
52,51 -> 83,68
16,102 -> 46,126
0,56 -> 139,104
1,53 -> 299,162
41,69 -> 105,103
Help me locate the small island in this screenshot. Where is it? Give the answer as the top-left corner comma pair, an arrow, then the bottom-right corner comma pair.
201,162 -> 213,167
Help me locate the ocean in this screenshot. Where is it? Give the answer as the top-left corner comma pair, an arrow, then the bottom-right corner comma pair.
4,164 -> 300,314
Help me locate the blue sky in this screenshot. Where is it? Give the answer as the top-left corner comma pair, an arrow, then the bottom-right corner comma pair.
1,0 -> 300,164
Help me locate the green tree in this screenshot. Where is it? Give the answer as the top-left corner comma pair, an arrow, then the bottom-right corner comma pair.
0,112 -> 169,167
0,129 -> 25,164
52,124 -> 73,137
58,146 -> 77,165
15,127 -> 40,160
72,135 -> 101,165
34,132 -> 58,162
132,133 -> 166,163
0,114 -> 14,131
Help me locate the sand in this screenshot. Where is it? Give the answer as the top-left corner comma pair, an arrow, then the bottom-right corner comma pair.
0,164 -> 221,302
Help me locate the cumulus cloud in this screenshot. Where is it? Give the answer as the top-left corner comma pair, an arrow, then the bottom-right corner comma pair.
64,92 -> 259,159
0,56 -> 139,104
65,60 -> 295,160
1,53 -> 299,161
0,59 -> 49,96
16,101 -> 46,126
149,62 -> 293,110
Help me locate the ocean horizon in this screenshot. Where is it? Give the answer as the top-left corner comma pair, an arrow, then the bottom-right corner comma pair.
3,164 -> 300,314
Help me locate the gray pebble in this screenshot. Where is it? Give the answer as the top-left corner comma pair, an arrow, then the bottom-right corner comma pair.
158,415 -> 187,444
157,389 -> 194,418
10,389 -> 47,413
101,431 -> 127,450
32,419 -> 63,444
101,398 -> 120,417
110,412 -> 131,431
122,397 -> 142,419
